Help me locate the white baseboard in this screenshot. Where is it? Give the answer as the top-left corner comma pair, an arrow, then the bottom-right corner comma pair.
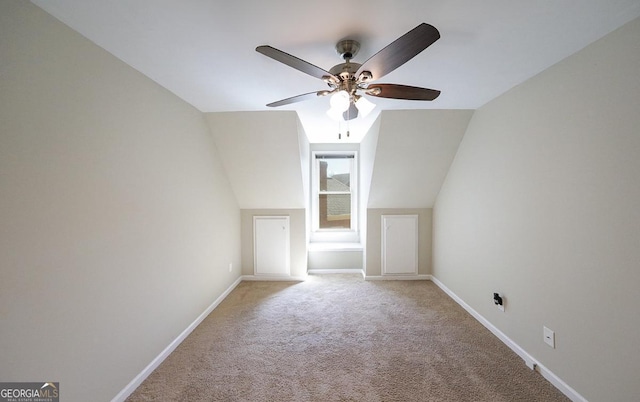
241,274 -> 307,281
365,274 -> 431,281
429,276 -> 587,402
308,269 -> 364,275
111,276 -> 243,402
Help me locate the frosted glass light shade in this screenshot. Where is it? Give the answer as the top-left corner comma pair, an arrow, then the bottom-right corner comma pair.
329,90 -> 350,112
355,96 -> 375,117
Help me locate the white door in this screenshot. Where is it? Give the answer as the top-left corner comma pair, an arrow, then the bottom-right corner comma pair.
382,215 -> 418,275
254,216 -> 290,276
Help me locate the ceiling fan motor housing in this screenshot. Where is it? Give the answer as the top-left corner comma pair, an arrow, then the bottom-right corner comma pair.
330,40 -> 375,96
328,62 -> 363,96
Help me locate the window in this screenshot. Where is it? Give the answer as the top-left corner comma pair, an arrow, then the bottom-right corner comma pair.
312,152 -> 358,241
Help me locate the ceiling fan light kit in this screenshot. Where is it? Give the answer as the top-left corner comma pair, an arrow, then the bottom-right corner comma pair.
256,22 -> 441,124
329,89 -> 351,112
355,95 -> 376,117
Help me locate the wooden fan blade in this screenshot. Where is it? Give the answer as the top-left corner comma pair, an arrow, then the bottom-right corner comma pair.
256,45 -> 337,81
356,23 -> 440,81
343,102 -> 359,121
266,91 -> 329,107
366,84 -> 441,101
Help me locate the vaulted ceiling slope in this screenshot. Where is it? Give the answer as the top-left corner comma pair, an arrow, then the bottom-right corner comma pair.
32,1 -> 640,138
206,109 -> 472,210
368,110 -> 473,208
205,111 -> 307,209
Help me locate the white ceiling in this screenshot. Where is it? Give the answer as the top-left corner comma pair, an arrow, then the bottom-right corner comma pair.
33,0 -> 640,141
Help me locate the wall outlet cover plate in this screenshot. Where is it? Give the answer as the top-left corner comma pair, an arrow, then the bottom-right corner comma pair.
543,326 -> 555,348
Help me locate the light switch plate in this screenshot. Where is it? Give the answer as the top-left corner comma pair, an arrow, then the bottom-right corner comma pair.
543,326 -> 555,348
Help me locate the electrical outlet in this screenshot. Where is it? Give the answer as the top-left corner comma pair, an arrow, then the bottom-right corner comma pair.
543,326 -> 555,348
228,263 -> 233,272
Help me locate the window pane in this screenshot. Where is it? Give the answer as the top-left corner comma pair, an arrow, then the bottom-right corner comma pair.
319,194 -> 351,229
319,159 -> 351,191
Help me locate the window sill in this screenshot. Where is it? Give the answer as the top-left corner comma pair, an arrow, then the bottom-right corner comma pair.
308,242 -> 363,252
310,228 -> 359,243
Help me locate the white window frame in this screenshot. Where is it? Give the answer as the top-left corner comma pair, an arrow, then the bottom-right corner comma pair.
311,151 -> 359,243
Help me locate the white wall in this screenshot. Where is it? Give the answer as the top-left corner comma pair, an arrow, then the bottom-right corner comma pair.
433,17 -> 640,402
0,2 -> 240,401
368,110 -> 472,208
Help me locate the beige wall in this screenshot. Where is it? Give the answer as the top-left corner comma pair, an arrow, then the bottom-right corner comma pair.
0,2 -> 240,401
366,209 -> 432,277
297,118 -> 311,246
359,116 -> 382,264
241,209 -> 307,278
433,17 -> 640,402
308,250 -> 362,271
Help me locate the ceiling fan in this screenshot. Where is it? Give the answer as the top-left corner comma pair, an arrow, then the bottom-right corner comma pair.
256,23 -> 441,121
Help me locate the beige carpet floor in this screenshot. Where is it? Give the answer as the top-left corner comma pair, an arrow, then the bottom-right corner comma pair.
127,274 -> 569,401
